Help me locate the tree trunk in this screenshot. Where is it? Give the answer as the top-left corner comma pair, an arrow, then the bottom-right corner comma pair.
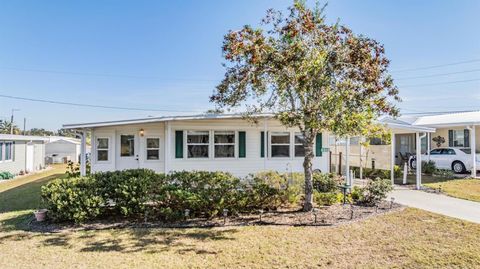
303,133 -> 315,212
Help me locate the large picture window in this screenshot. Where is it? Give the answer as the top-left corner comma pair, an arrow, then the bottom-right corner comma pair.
187,131 -> 209,158
120,135 -> 135,157
214,131 -> 235,158
4,142 -> 13,161
96,138 -> 109,161
146,138 -> 160,160
294,133 -> 305,157
271,132 -> 290,158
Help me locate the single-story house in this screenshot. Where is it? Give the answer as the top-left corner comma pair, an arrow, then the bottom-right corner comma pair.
0,134 -> 48,175
63,113 -> 435,187
45,136 -> 91,164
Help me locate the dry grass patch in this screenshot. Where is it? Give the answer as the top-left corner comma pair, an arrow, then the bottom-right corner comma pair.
425,179 -> 480,202
0,208 -> 479,269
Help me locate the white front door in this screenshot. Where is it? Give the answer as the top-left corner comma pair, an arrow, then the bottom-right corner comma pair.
26,143 -> 35,172
115,133 -> 139,170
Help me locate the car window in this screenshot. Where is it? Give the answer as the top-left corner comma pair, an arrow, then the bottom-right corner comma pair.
460,148 -> 471,154
430,149 -> 443,155
442,149 -> 456,155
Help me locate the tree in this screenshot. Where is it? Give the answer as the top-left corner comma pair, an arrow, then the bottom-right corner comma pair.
0,120 -> 20,134
211,1 -> 400,211
26,128 -> 55,136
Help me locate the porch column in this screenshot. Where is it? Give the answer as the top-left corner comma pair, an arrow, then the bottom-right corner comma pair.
263,117 -> 268,170
359,136 -> 363,180
427,133 -> 431,161
164,121 -> 170,174
345,136 -> 351,185
80,129 -> 87,176
415,132 -> 425,190
470,125 -> 477,178
390,132 -> 395,185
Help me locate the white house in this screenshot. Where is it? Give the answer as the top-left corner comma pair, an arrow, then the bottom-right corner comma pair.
63,113 -> 436,188
45,136 -> 90,164
0,134 -> 47,175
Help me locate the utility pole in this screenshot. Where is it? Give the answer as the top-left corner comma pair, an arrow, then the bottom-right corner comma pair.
10,109 -> 20,134
23,117 -> 26,135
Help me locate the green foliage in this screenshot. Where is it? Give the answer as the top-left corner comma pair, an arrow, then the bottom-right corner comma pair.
351,166 -> 401,179
435,169 -> 454,178
422,160 -> 436,175
313,191 -> 341,206
350,186 -> 364,204
359,178 -> 393,206
312,173 -> 342,192
0,171 -> 14,180
65,160 -> 91,178
41,177 -> 104,223
249,171 -> 304,206
94,169 -> 159,217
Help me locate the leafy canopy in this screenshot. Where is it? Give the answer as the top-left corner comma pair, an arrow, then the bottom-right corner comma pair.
211,1 -> 399,138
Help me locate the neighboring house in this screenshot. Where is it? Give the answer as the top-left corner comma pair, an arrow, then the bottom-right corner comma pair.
0,134 -> 48,175
330,110 -> 479,179
45,136 -> 91,163
63,113 -> 431,179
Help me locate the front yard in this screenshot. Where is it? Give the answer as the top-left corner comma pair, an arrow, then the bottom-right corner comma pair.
0,167 -> 479,268
425,179 -> 480,202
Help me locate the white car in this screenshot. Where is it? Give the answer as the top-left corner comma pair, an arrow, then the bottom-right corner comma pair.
409,147 -> 480,174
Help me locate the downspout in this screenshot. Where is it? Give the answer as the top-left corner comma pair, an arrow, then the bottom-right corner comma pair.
76,129 -> 87,176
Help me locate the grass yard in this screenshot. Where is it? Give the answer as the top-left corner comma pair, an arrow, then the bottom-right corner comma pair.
425,179 -> 480,202
0,165 -> 479,268
0,164 -> 67,212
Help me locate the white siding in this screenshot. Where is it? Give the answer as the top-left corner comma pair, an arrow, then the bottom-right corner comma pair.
90,118 -> 329,177
0,140 -> 45,174
45,140 -> 78,163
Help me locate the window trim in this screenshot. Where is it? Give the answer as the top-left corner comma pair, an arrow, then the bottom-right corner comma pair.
145,137 -> 161,161
213,131 -> 236,159
269,132 -> 291,158
96,137 -> 110,162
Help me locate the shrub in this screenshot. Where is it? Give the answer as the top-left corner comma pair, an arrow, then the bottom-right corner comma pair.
0,171 -> 14,180
360,178 -> 393,206
65,160 -> 91,178
41,177 -> 104,223
94,169 -> 158,217
150,171 -> 244,220
350,186 -> 364,204
313,191 -> 340,206
313,173 -> 342,193
422,160 -> 436,175
351,166 -> 401,179
248,171 -> 304,207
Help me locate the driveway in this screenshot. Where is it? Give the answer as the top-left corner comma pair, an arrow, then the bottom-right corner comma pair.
388,188 -> 480,224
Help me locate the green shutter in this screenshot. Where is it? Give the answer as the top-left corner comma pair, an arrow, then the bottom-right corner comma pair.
315,133 -> 322,157
175,130 -> 183,158
448,130 -> 453,147
260,131 -> 265,158
239,131 -> 246,158
464,129 -> 470,147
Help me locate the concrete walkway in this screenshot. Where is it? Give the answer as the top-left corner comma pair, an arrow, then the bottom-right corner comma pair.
388,188 -> 480,224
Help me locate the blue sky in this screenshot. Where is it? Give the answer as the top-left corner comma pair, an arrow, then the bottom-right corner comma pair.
0,0 -> 479,130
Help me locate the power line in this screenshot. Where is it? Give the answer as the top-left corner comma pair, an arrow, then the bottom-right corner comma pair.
394,68 -> 480,80
0,66 -> 219,82
0,93 -> 201,113
398,78 -> 480,88
391,59 -> 480,73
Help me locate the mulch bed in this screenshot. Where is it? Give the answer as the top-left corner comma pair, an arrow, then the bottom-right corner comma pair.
29,201 -> 405,233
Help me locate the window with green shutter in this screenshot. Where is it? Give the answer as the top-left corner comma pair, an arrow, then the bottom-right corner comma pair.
260,131 -> 265,158
315,133 -> 322,157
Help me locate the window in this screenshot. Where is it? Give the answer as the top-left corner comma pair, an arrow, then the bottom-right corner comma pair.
429,149 -> 442,155
450,129 -> 469,147
187,131 -> 209,158
4,142 -> 13,161
369,137 -> 388,145
444,149 -> 456,155
120,135 -> 135,157
96,138 -> 109,161
146,138 -> 160,160
214,131 -> 235,158
0,142 -> 3,161
271,132 -> 290,157
294,133 -> 305,157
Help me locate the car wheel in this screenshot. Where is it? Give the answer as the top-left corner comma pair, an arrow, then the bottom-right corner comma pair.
452,161 -> 466,174
410,158 -> 416,169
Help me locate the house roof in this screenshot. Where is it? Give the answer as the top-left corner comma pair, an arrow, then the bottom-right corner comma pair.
63,113 -> 275,129
0,134 -> 49,142
46,136 -> 81,145
412,110 -> 480,127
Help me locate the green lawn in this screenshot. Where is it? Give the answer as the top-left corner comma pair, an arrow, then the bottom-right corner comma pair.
0,166 -> 479,268
425,179 -> 480,202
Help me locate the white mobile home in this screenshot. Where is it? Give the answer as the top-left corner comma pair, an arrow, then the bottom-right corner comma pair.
64,114 -> 329,177
0,134 -> 47,175
45,136 -> 90,163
